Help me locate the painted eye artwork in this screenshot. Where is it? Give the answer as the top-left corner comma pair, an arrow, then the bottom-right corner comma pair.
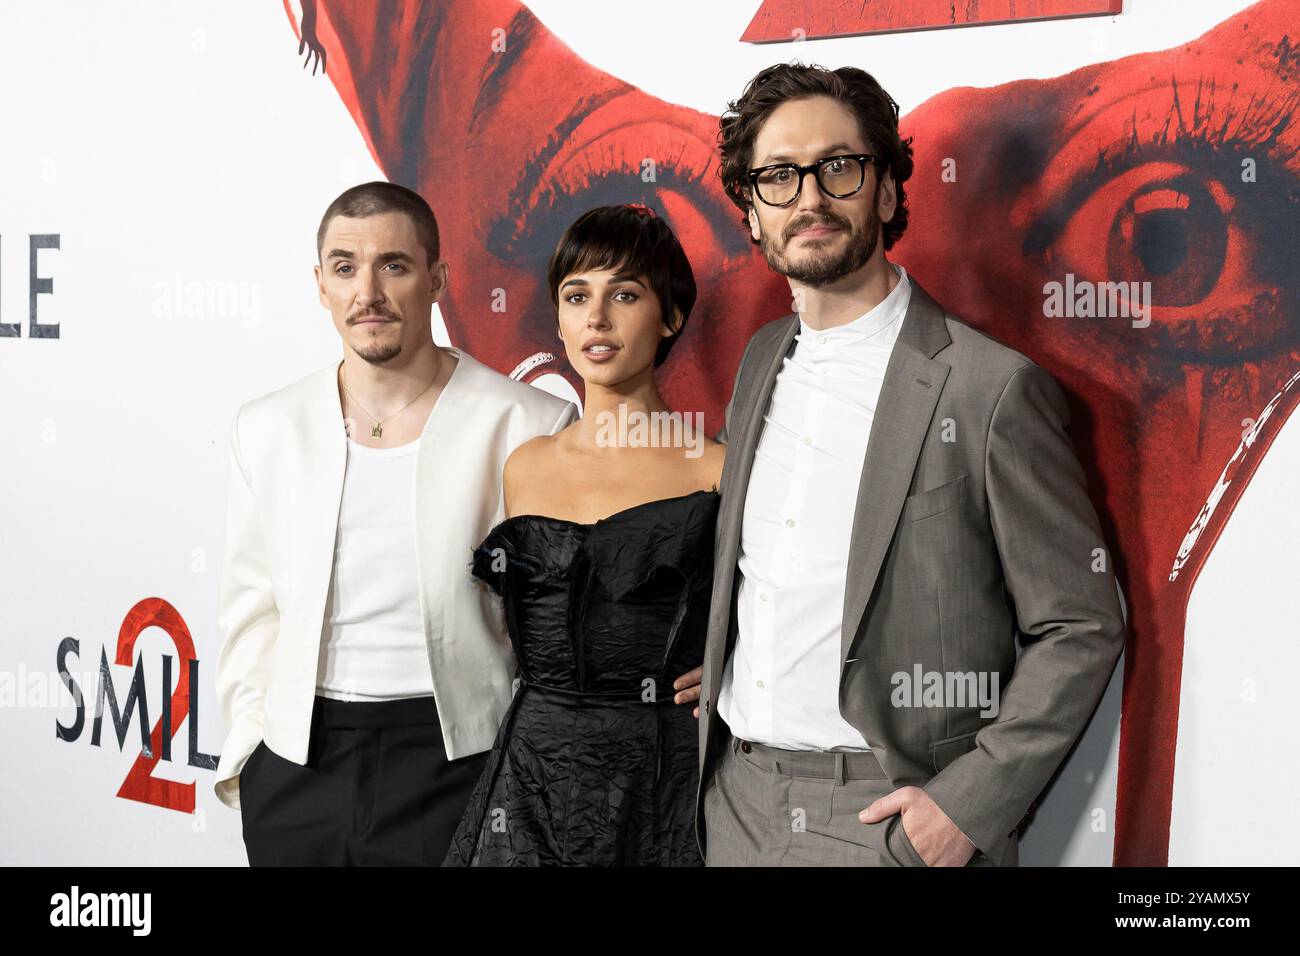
284,0 -> 1300,865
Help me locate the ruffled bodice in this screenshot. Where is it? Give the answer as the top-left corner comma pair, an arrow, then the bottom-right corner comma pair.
443,489 -> 719,867
469,489 -> 718,699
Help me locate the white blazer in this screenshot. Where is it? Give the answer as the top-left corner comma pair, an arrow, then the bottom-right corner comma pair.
212,347 -> 577,810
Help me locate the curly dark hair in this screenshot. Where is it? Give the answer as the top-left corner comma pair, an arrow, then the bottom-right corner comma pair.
718,62 -> 914,251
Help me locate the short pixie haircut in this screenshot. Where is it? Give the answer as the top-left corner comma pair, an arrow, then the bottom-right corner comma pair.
546,205 -> 697,368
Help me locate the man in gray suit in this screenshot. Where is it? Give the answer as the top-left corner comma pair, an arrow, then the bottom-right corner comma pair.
695,63 -> 1125,867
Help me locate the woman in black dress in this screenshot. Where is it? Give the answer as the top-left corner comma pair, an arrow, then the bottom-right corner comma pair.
443,205 -> 722,866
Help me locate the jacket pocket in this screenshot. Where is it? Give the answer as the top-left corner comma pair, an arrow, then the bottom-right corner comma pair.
930,727 -> 981,774
899,474 -> 966,525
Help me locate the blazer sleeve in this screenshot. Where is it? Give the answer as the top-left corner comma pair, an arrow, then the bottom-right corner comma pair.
922,362 -> 1126,860
213,408 -> 280,801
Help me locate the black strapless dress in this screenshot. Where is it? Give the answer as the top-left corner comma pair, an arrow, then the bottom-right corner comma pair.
442,489 -> 719,867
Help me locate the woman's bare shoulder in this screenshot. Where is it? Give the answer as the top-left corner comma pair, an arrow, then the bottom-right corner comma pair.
503,432 -> 575,515
506,432 -> 558,469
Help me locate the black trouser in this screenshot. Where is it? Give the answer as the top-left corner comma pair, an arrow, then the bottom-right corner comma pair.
239,694 -> 489,866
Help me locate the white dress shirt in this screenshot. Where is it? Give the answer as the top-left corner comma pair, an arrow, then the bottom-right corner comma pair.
718,263 -> 912,751
315,435 -> 435,701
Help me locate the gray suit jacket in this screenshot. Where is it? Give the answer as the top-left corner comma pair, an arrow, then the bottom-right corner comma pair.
695,277 -> 1125,866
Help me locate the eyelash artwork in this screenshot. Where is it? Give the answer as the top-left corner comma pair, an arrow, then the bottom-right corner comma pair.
489,120 -> 752,265
1027,74 -> 1299,255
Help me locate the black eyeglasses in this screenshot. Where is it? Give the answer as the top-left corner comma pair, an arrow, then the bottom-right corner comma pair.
747,153 -> 876,207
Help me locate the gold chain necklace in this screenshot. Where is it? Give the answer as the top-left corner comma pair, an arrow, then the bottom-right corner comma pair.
339,362 -> 441,438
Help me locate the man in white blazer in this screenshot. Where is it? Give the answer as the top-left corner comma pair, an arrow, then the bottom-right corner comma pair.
212,182 -> 577,865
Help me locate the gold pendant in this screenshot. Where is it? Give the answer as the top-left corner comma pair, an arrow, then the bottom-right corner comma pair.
371,422 -> 383,438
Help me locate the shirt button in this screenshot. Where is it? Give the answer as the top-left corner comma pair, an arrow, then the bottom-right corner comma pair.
756,680 -> 765,689
785,518 -> 795,528
759,592 -> 768,602
801,435 -> 812,445
817,334 -> 826,344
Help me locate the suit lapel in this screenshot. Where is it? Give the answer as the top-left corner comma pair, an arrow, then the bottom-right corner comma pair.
720,318 -> 799,560
839,280 -> 952,663
298,363 -> 348,639
705,316 -> 798,683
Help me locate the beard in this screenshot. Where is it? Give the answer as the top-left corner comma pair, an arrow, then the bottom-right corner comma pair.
352,339 -> 403,364
760,195 -> 880,289
346,308 -> 403,364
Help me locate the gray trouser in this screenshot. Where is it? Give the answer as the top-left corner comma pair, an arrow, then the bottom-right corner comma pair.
704,733 -> 1005,866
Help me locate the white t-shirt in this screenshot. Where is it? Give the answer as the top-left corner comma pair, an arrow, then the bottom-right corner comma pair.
315,435 -> 434,700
